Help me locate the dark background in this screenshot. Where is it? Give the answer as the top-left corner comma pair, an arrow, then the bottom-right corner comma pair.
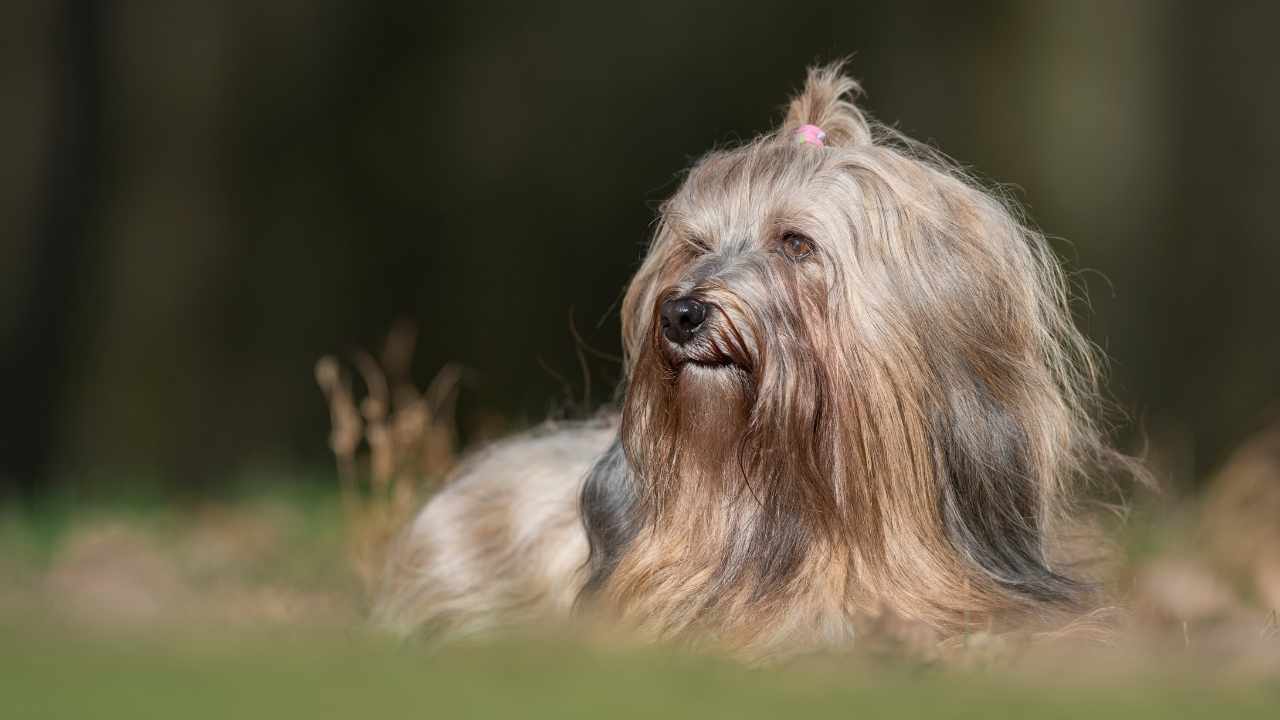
3,1 -> 1277,499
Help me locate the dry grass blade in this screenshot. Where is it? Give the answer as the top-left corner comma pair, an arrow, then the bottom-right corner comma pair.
315,323 -> 460,595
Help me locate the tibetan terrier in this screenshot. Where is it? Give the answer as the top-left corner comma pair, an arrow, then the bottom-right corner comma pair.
376,65 -> 1136,659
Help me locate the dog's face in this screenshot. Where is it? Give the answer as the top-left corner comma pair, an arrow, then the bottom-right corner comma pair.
624,142 -> 840,466
596,67 -> 1126,629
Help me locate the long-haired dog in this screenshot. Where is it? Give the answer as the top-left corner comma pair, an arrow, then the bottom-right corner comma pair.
376,65 -> 1138,659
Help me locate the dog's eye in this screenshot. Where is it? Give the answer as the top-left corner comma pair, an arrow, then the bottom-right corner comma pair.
779,232 -> 814,261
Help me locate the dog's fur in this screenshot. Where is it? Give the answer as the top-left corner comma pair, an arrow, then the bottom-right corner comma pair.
375,65 -> 1137,659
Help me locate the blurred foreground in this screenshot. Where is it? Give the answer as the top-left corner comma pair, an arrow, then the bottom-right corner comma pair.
3,620 -> 1278,719
2,485 -> 1279,718
2,412 -> 1280,716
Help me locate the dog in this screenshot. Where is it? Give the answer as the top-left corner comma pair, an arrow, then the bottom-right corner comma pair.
375,64 -> 1138,660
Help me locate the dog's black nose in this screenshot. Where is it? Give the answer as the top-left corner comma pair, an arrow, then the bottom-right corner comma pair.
660,296 -> 707,345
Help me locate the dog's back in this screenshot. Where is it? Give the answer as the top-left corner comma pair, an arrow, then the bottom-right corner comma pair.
374,419 -> 614,638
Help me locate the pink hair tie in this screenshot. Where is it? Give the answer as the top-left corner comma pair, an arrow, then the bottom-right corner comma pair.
794,124 -> 827,147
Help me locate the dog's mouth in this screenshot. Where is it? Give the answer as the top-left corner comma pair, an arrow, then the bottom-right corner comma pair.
676,358 -> 737,371
661,336 -> 744,373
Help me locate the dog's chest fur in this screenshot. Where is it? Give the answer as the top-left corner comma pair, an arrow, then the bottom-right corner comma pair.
378,420 -> 868,656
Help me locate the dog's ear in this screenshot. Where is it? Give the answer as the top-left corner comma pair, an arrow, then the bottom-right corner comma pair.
578,437 -> 639,597
780,62 -> 873,147
929,367 -> 1084,606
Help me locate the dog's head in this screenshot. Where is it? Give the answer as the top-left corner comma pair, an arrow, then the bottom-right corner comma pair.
612,65 -> 1132,626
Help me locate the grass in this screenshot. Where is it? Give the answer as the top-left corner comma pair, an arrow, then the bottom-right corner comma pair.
1,485 -> 1277,719
2,621 -> 1277,719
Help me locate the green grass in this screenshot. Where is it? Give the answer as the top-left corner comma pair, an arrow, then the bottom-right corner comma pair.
2,486 -> 1277,719
2,623 -> 1277,720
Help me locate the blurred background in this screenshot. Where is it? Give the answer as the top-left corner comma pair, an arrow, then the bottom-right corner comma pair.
3,0 -> 1278,501
2,3 -> 1280,705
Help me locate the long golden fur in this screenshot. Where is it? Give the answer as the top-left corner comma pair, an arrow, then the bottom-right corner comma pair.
376,64 -> 1139,660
